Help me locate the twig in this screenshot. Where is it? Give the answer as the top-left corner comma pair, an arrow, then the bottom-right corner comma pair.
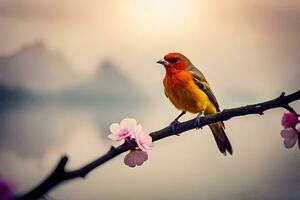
16,90 -> 300,200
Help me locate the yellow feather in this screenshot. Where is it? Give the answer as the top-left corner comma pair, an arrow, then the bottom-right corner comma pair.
164,71 -> 210,114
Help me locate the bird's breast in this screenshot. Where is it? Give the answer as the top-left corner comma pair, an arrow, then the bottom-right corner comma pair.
163,72 -> 208,113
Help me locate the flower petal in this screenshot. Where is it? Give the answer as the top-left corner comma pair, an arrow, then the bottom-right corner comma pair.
135,125 -> 152,152
109,120 -> 133,141
120,118 -> 138,132
109,123 -> 120,134
280,128 -> 298,139
0,177 -> 14,200
143,152 -> 149,161
124,151 -> 136,168
138,151 -> 148,162
284,137 -> 297,149
281,112 -> 298,128
134,154 -> 144,166
123,150 -> 148,167
107,133 -> 116,140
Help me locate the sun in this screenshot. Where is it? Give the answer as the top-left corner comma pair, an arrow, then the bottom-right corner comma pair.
118,0 -> 196,32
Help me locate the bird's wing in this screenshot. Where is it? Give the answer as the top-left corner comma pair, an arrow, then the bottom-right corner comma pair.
187,65 -> 220,112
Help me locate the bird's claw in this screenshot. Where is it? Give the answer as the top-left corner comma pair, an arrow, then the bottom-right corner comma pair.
194,113 -> 202,129
170,120 -> 181,136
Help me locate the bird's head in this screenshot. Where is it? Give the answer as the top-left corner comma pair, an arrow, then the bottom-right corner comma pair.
157,52 -> 191,71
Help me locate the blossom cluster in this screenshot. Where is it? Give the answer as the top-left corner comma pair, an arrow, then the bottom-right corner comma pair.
280,112 -> 299,149
108,118 -> 152,167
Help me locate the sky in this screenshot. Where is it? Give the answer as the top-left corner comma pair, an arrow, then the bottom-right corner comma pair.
0,0 -> 299,93
0,0 -> 299,200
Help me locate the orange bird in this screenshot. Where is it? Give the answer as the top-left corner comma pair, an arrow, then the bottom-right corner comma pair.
157,52 -> 232,155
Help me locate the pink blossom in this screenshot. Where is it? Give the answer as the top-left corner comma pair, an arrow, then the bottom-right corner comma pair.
124,150 -> 148,168
134,125 -> 152,152
280,128 -> 298,149
0,177 -> 14,200
108,118 -> 138,142
281,112 -> 298,128
108,118 -> 153,167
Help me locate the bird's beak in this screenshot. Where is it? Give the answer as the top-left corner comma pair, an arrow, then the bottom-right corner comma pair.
156,59 -> 169,66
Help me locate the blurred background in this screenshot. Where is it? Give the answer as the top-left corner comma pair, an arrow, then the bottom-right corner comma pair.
0,0 -> 299,199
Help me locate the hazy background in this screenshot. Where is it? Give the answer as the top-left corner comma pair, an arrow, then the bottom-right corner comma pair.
0,0 -> 299,199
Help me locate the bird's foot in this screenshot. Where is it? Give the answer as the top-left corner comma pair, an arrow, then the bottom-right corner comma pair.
170,120 -> 181,136
194,113 -> 203,129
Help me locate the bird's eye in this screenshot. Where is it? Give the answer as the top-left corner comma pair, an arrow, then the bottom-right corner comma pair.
170,57 -> 178,63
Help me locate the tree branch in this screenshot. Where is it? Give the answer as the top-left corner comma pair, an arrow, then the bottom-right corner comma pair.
16,90 -> 300,200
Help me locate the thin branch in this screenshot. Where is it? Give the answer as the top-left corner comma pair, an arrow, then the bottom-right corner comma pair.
16,90 -> 300,200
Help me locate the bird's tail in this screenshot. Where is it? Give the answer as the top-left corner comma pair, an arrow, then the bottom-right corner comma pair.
209,122 -> 233,155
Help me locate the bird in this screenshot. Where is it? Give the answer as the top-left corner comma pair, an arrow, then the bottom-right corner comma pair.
157,52 -> 232,155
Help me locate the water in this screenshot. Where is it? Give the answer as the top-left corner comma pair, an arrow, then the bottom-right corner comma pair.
1,98 -> 300,200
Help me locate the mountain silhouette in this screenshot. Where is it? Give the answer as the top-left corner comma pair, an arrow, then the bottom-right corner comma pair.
0,41 -> 145,106
62,60 -> 144,104
0,41 -> 76,92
